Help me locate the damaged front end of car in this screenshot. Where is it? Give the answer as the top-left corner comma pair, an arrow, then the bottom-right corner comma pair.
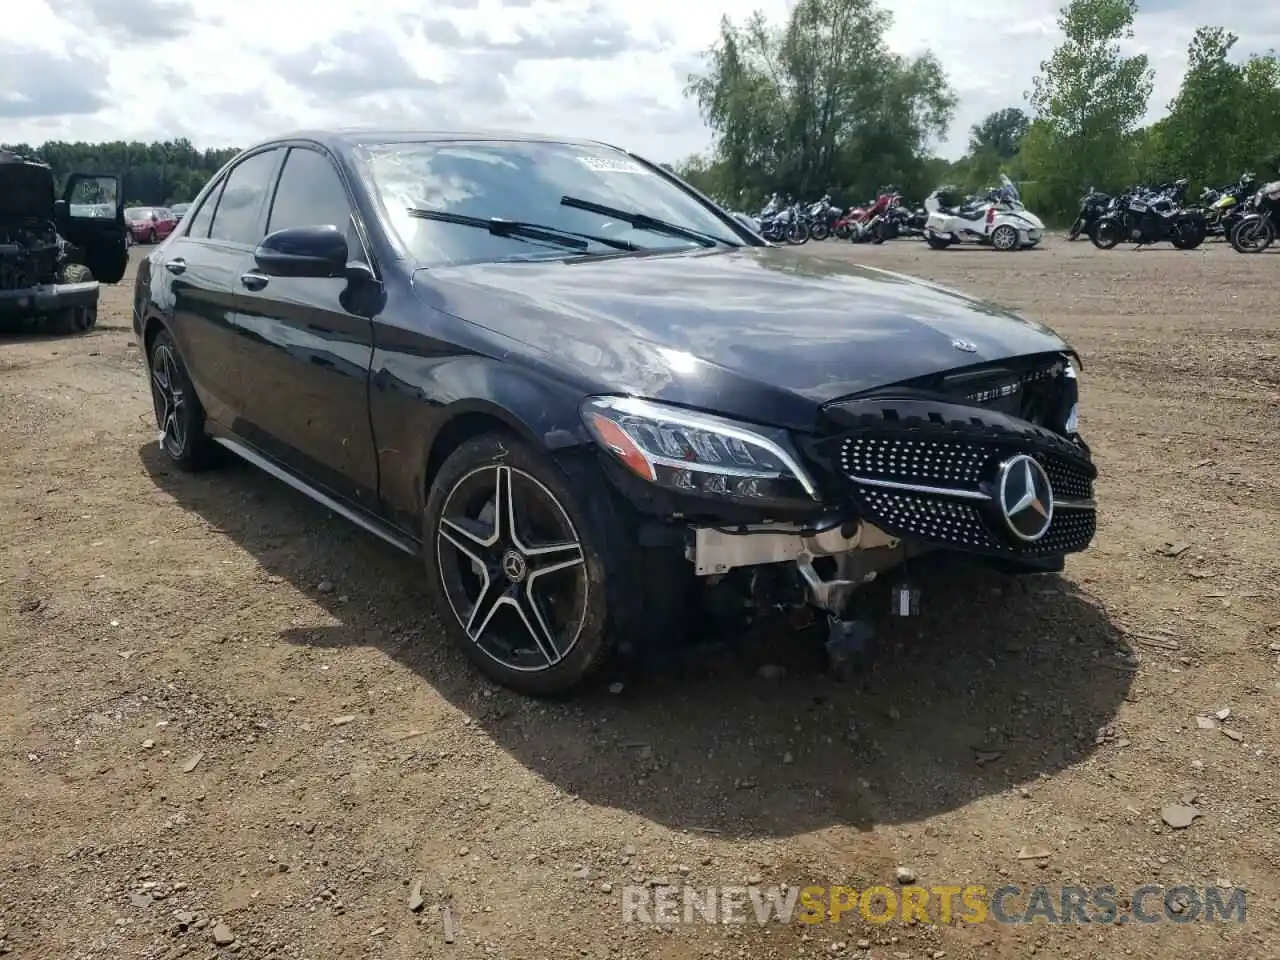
584,350 -> 1095,670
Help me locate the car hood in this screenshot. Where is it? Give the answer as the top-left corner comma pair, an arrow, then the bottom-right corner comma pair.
414,246 -> 1071,430
0,158 -> 55,219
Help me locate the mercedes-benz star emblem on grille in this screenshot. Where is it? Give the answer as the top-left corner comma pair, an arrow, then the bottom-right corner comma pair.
951,339 -> 978,352
996,455 -> 1054,542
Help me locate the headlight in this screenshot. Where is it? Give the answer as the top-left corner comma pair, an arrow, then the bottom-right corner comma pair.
1062,360 -> 1080,434
581,396 -> 818,503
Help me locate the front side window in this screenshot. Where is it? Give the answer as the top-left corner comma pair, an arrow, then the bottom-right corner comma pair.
209,149 -> 282,245
267,147 -> 358,252
352,139 -> 743,266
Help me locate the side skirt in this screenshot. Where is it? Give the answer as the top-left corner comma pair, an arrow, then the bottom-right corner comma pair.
212,436 -> 419,557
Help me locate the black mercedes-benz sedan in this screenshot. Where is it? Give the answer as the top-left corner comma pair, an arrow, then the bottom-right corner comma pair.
133,129 -> 1096,697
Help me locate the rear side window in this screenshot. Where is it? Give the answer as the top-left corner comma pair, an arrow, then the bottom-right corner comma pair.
184,181 -> 223,239
209,149 -> 282,245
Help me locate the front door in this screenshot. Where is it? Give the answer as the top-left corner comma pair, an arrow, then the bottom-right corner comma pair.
228,145 -> 380,509
58,174 -> 128,283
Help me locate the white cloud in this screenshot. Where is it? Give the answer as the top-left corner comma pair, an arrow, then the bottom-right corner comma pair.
4,0 -> 1278,163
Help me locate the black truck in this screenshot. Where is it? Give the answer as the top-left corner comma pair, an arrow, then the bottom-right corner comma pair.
1,150 -> 129,334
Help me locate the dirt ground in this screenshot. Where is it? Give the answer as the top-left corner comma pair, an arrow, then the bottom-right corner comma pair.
2,237 -> 1278,960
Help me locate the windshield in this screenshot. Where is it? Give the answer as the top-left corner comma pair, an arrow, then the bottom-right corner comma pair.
124,208 -> 151,221
353,139 -> 743,265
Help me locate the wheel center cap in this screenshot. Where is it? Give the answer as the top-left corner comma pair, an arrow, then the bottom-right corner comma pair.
500,549 -> 527,582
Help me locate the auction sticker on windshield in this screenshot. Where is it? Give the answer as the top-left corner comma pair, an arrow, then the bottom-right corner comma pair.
577,155 -> 647,174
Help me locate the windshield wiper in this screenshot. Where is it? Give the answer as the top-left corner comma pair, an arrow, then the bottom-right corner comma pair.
406,208 -> 639,252
559,196 -> 734,248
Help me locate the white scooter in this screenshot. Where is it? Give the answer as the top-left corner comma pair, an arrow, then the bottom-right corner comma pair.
923,174 -> 1044,251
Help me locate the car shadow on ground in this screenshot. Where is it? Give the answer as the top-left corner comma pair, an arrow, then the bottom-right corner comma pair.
140,443 -> 1132,840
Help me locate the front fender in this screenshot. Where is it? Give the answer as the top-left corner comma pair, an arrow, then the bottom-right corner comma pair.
369,350 -> 593,534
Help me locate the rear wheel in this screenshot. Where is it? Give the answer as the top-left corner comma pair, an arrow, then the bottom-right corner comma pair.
424,434 -> 657,697
786,221 -> 809,244
44,264 -> 98,335
148,328 -> 218,471
1171,219 -> 1206,250
924,230 -> 953,250
809,221 -> 830,241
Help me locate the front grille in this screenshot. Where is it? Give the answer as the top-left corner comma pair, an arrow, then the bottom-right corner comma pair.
818,395 -> 1097,560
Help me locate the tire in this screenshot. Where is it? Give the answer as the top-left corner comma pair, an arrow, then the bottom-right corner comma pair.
148,228 -> 157,244
924,230 -> 953,250
1067,217 -> 1084,241
786,222 -> 809,244
991,224 -> 1019,251
1171,219 -> 1206,250
423,434 -> 656,697
148,328 -> 217,471
809,222 -> 830,241
869,222 -> 886,245
1230,217 -> 1275,253
1091,219 -> 1121,250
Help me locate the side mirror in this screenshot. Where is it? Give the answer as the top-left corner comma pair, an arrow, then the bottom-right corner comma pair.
254,225 -> 348,278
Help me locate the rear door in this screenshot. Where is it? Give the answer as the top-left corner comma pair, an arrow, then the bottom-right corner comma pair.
229,145 -> 380,508
156,149 -> 284,429
58,174 -> 128,283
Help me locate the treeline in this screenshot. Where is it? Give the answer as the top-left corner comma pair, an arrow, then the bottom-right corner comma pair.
1,138 -> 241,207
677,0 -> 1280,222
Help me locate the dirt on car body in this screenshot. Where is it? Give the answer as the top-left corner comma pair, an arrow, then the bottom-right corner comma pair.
1,240 -> 1277,959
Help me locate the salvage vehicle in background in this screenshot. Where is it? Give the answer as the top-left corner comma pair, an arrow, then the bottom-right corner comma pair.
1,150 -> 129,335
133,129 -> 1097,697
124,206 -> 178,244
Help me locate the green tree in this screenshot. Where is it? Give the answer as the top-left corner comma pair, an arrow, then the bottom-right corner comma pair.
969,107 -> 1030,159
686,0 -> 956,206
1026,0 -> 1153,217
0,139 -> 240,206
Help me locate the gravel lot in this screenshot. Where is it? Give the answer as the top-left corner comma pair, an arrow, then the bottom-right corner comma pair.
2,239 -> 1277,960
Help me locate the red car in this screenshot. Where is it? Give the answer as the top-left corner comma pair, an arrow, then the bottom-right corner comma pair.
124,206 -> 177,244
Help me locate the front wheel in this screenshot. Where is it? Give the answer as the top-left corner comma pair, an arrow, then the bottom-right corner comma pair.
1091,218 -> 1122,250
990,224 -> 1020,251
786,222 -> 810,244
809,221 -> 830,241
424,435 -> 675,697
1230,217 -> 1275,253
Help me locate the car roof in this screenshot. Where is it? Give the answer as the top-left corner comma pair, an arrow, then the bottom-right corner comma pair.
240,128 -> 625,155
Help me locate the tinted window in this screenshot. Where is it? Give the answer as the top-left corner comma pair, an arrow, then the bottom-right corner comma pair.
268,148 -> 355,242
209,149 -> 281,245
354,140 -> 742,266
185,180 -> 223,239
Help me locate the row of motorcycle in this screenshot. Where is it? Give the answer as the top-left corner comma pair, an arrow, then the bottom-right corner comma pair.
1068,172 -> 1280,253
743,189 -> 928,245
737,176 -> 1047,251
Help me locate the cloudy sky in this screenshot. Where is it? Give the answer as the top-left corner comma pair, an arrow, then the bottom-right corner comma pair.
2,0 -> 1275,162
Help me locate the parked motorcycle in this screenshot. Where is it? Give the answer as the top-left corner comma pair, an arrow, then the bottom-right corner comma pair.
844,187 -> 900,243
806,196 -> 839,240
1201,173 -> 1256,239
1091,179 -> 1206,250
1229,179 -> 1280,253
1068,187 -> 1111,240
922,175 -> 1044,251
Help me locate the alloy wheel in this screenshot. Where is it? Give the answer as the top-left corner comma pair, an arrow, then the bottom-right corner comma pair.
150,343 -> 187,457
435,464 -> 588,672
992,225 -> 1018,250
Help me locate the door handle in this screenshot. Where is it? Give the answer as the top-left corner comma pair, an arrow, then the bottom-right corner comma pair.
164,258 -> 186,275
239,272 -> 268,291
